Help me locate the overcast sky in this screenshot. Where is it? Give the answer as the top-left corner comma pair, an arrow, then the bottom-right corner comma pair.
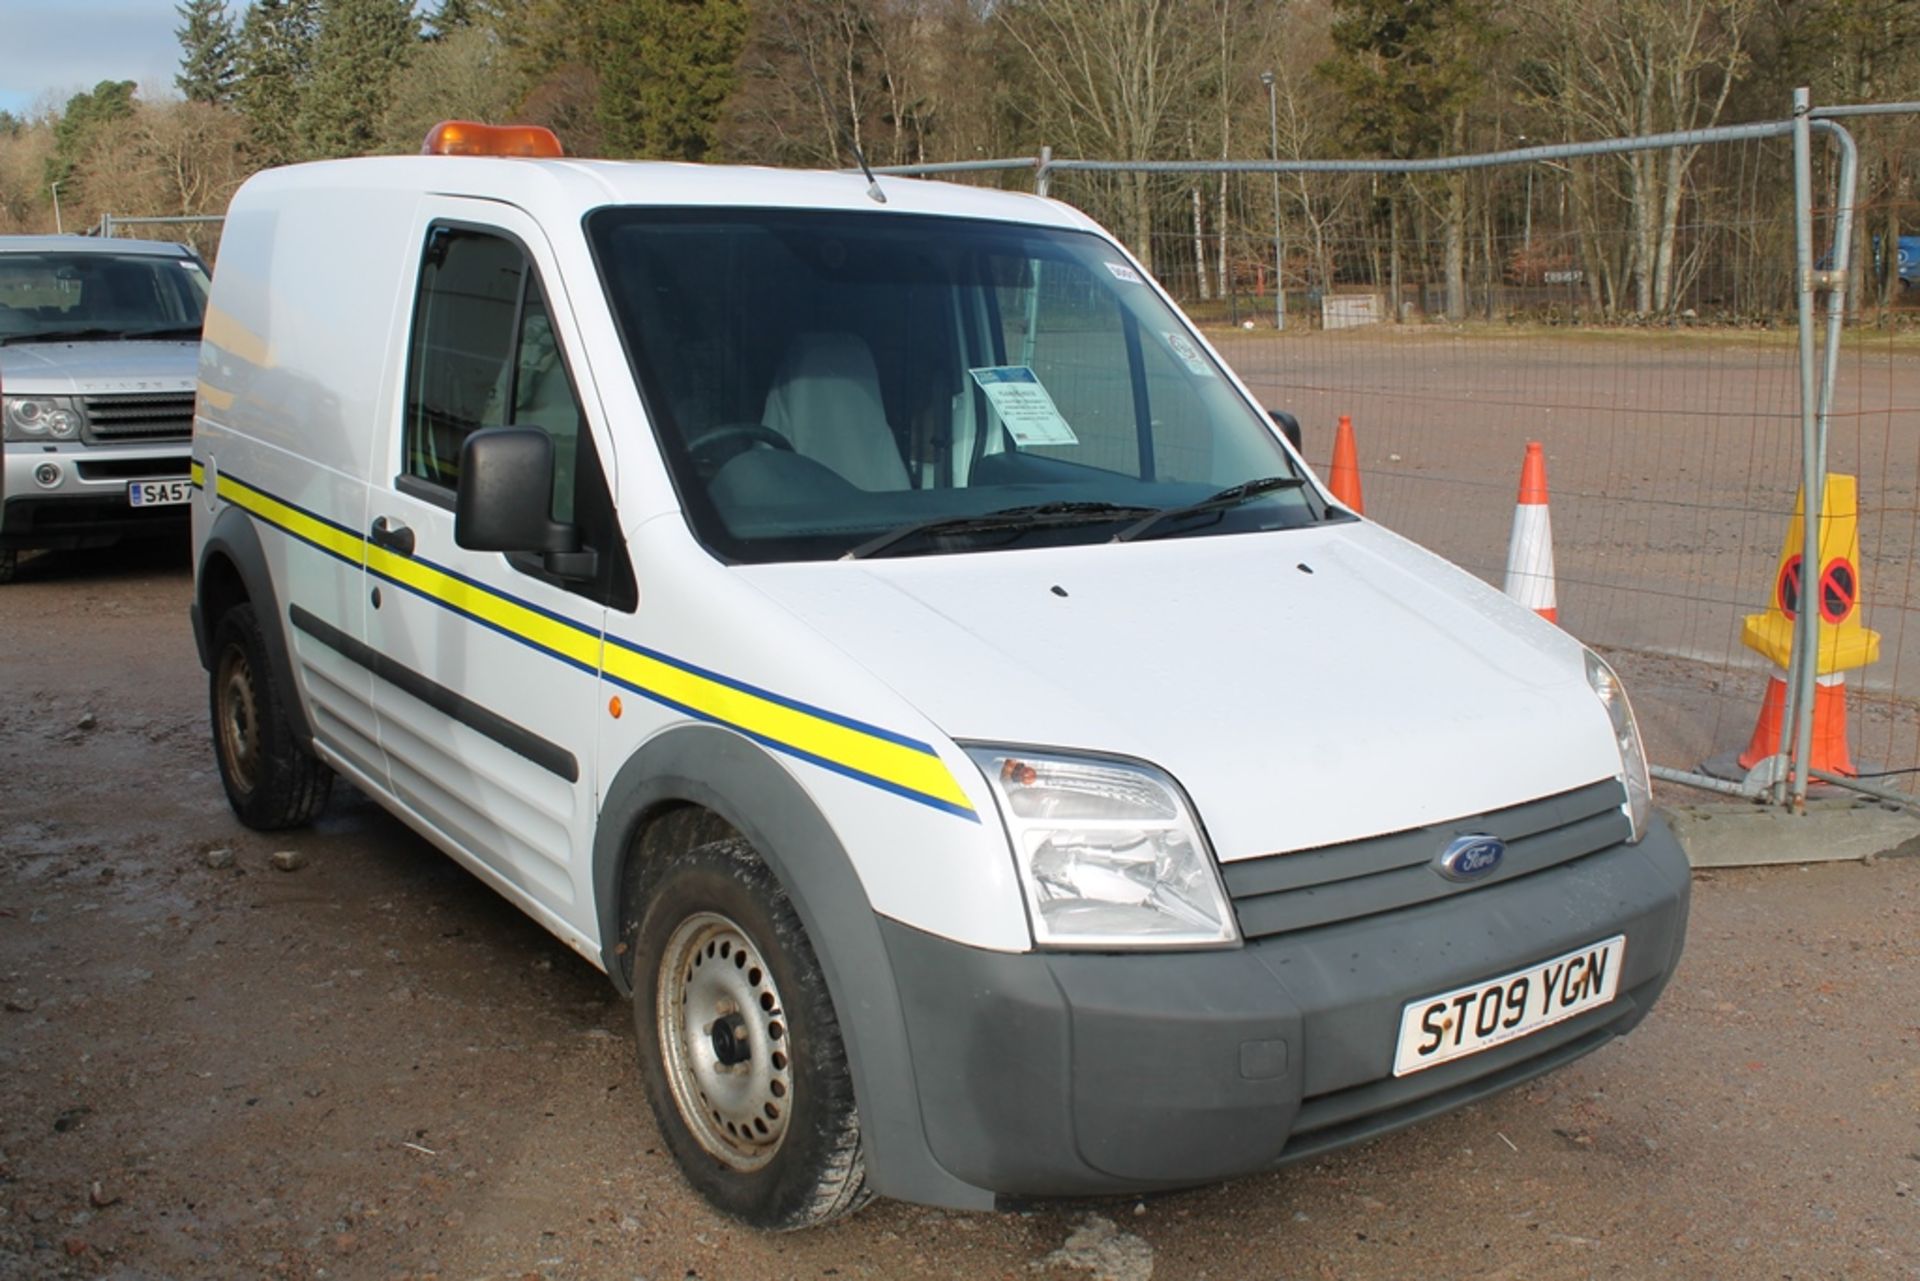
0,1 -> 193,117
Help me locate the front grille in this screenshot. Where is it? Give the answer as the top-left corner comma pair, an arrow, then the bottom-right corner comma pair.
76,456 -> 191,481
1222,779 -> 1630,942
82,392 -> 195,443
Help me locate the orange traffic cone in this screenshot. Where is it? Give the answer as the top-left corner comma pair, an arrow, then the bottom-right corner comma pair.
1328,414 -> 1364,513
1503,441 -> 1558,623
1736,671 -> 1857,774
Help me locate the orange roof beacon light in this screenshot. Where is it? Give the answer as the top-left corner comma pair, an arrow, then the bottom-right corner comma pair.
421,120 -> 564,159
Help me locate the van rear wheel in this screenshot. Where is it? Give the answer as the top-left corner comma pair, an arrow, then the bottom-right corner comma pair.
630,836 -> 870,1229
209,603 -> 331,829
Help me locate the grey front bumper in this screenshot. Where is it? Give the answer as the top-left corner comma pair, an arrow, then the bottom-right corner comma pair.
876,818 -> 1690,1202
2,441 -> 192,548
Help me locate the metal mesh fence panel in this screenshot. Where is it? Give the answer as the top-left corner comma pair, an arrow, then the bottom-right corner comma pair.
1828,149 -> 1920,780
894,125 -> 1916,787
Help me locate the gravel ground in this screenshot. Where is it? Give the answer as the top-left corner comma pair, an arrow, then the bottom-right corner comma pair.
3,355 -> 1919,1279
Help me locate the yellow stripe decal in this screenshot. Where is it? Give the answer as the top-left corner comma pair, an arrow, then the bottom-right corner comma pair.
210,470 -> 975,819
599,641 -> 975,815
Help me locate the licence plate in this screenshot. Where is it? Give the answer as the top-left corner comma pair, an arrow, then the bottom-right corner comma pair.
128,479 -> 192,507
1392,935 -> 1625,1077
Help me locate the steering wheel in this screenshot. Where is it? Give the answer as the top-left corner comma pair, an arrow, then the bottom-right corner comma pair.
685,422 -> 795,475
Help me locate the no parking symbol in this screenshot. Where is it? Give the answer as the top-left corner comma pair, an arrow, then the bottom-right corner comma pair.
1776,553 -> 1858,624
1819,558 -> 1857,624
1776,554 -> 1802,618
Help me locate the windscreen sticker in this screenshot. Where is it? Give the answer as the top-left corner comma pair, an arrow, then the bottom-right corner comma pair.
1104,261 -> 1143,284
969,365 -> 1080,447
1163,330 -> 1215,377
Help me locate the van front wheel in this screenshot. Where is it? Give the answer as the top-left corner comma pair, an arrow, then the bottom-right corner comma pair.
631,836 -> 870,1229
209,603 -> 331,829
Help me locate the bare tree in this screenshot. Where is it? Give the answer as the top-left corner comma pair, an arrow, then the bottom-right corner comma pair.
720,0 -> 941,168
1527,0 -> 1755,316
998,0 -> 1216,268
379,24 -> 525,153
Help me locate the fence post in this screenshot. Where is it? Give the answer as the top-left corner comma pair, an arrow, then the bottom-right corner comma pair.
1782,86 -> 1823,808
1798,105 -> 1862,806
1036,145 -> 1052,198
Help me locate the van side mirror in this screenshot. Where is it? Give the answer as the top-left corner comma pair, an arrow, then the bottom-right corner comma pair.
455,426 -> 596,580
1267,409 -> 1303,452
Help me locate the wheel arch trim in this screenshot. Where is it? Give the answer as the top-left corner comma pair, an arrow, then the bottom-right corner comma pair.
194,504 -> 314,746
592,722 -> 993,1210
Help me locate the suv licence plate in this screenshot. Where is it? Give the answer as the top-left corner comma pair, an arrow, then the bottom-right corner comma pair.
128,479 -> 192,507
1392,934 -> 1626,1077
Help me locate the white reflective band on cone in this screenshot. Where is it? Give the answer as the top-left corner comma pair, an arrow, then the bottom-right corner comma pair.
1504,502 -> 1557,618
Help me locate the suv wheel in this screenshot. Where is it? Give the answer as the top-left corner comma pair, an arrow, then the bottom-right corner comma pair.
209,603 -> 331,829
630,836 -> 871,1229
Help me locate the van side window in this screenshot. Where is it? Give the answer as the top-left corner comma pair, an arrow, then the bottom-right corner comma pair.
402,225 -> 636,611
403,229 -> 524,490
508,287 -> 581,523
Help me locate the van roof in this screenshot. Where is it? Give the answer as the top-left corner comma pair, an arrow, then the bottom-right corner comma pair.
0,235 -> 196,257
239,155 -> 1101,235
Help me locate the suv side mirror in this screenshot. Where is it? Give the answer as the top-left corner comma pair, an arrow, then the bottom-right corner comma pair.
455,426 -> 596,579
1267,409 -> 1304,452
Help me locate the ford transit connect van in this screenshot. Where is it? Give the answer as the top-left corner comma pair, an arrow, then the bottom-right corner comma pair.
190,123 -> 1689,1229
1,235 -> 206,581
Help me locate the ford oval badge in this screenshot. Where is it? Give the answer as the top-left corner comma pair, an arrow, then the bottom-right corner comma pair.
1436,835 -> 1505,882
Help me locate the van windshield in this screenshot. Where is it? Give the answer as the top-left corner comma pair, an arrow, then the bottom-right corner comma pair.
0,251 -> 208,345
588,208 -> 1322,563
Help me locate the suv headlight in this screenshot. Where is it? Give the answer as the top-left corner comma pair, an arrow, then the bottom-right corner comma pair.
3,396 -> 85,441
966,747 -> 1239,949
1586,650 -> 1650,842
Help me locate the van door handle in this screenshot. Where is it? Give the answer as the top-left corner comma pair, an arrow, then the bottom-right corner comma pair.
369,516 -> 415,557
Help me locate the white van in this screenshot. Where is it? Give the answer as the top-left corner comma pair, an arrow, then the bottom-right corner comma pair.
190,123 -> 1688,1229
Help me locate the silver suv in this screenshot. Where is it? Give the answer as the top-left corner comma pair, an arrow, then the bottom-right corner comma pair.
0,235 -> 207,582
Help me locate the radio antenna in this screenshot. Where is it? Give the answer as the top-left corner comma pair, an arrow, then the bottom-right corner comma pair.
779,10 -> 886,204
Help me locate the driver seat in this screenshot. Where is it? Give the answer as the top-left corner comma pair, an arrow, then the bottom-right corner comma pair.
761,331 -> 909,492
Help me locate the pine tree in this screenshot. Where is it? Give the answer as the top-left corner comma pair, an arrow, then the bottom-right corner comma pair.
297,0 -> 420,158
1320,0 -> 1498,319
45,81 -> 137,190
237,0 -> 321,164
595,0 -> 749,161
176,0 -> 240,105
1320,0 -> 1494,159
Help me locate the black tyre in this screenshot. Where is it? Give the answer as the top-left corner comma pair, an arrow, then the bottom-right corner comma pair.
0,549 -> 16,584
209,602 -> 331,830
630,836 -> 871,1229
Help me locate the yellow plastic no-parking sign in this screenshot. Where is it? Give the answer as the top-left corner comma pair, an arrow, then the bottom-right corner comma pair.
1741,474 -> 1879,676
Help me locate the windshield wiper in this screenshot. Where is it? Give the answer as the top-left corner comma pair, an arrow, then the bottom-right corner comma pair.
120,325 -> 202,341
841,500 -> 1157,561
1110,475 -> 1309,543
0,327 -> 125,346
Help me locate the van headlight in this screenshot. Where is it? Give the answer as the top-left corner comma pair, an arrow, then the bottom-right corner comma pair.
3,396 -> 84,441
966,747 -> 1239,950
1585,651 -> 1650,842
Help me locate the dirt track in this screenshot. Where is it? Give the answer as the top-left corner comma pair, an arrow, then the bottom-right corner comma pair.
3,536 -> 1919,1280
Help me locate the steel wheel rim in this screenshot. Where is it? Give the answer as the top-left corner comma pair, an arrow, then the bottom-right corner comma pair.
215,645 -> 259,795
656,910 -> 793,1171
